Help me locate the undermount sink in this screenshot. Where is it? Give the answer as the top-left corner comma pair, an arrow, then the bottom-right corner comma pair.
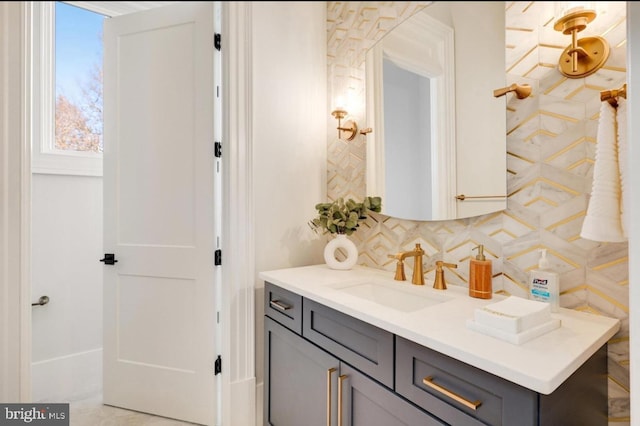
336,280 -> 453,312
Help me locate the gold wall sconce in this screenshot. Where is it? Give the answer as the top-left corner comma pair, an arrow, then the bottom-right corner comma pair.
553,3 -> 609,78
493,83 -> 532,99
331,108 -> 372,141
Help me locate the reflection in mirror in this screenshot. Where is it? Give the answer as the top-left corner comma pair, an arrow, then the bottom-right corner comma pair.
383,58 -> 433,219
365,2 -> 507,221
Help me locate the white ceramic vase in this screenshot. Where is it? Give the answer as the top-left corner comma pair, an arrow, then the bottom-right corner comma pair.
324,234 -> 358,270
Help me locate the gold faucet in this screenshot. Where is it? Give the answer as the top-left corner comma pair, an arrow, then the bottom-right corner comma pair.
388,243 -> 425,285
433,261 -> 457,290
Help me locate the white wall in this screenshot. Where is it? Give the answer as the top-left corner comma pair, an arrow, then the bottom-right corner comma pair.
628,3 -> 640,423
31,174 -> 103,402
251,1 -> 327,423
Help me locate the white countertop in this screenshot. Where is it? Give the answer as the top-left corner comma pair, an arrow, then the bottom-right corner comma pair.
259,264 -> 621,395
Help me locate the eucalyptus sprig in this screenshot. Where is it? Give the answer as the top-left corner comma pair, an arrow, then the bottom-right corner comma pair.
309,196 -> 382,236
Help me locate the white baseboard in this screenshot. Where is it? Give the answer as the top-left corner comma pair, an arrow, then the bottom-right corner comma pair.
230,377 -> 256,426
31,348 -> 102,402
255,382 -> 263,426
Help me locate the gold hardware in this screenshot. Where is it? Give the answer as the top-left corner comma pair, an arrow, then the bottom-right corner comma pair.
553,6 -> 610,78
433,261 -> 457,290
338,374 -> 347,426
331,108 -> 358,141
600,83 -> 627,108
387,254 -> 407,281
331,108 -> 347,121
423,376 -> 482,410
327,368 -> 336,426
493,83 -> 532,99
331,109 -> 372,141
388,243 -> 425,285
456,194 -> 506,201
473,245 -> 486,261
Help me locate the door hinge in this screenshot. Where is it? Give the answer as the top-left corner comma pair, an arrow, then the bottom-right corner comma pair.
215,249 -> 222,266
215,355 -> 222,375
214,33 -> 221,51
215,141 -> 222,158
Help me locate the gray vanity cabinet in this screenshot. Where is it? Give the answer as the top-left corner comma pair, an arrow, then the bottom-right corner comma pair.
265,316 -> 443,426
264,282 -> 441,426
264,282 -> 608,426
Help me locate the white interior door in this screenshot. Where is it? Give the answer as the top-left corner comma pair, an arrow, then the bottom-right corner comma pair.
102,3 -> 218,425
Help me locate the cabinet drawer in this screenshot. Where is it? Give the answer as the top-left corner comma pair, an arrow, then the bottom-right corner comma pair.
303,298 -> 394,388
396,336 -> 537,426
265,282 -> 303,335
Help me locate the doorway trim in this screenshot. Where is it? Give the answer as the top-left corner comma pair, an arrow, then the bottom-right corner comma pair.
0,1 -> 33,402
220,3 -> 256,425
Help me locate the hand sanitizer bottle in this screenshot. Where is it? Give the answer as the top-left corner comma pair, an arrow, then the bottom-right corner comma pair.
528,249 -> 559,312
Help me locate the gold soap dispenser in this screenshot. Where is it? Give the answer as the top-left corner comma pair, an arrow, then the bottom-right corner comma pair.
469,244 -> 492,299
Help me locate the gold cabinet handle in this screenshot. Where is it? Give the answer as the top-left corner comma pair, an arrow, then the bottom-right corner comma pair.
269,299 -> 291,311
338,374 -> 347,426
327,368 -> 336,426
422,376 -> 482,410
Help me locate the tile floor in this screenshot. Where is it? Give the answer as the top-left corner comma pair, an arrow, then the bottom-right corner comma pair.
69,394 -> 199,425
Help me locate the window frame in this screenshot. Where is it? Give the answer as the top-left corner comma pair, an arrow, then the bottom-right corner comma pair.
31,1 -> 103,176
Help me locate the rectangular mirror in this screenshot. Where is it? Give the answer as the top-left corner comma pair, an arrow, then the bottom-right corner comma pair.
365,1 -> 507,221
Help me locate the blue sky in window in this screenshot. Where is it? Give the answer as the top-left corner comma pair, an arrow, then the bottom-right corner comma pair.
55,2 -> 105,103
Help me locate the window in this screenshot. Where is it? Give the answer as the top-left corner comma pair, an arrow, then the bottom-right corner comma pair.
55,2 -> 104,153
31,2 -> 105,176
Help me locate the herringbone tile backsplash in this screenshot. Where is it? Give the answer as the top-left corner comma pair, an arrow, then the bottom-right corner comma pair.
326,1 -> 629,423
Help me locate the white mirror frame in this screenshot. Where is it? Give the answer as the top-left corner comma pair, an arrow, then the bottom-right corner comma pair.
365,12 -> 456,220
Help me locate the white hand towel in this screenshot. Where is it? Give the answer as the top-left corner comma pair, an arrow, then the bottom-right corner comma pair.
580,100 -> 626,242
617,98 -> 628,238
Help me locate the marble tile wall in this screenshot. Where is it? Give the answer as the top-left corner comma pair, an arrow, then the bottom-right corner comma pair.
326,1 -> 629,423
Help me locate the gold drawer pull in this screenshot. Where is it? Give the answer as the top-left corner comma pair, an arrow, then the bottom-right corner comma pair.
269,299 -> 292,311
422,376 -> 482,410
327,368 -> 336,426
338,374 -> 347,426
